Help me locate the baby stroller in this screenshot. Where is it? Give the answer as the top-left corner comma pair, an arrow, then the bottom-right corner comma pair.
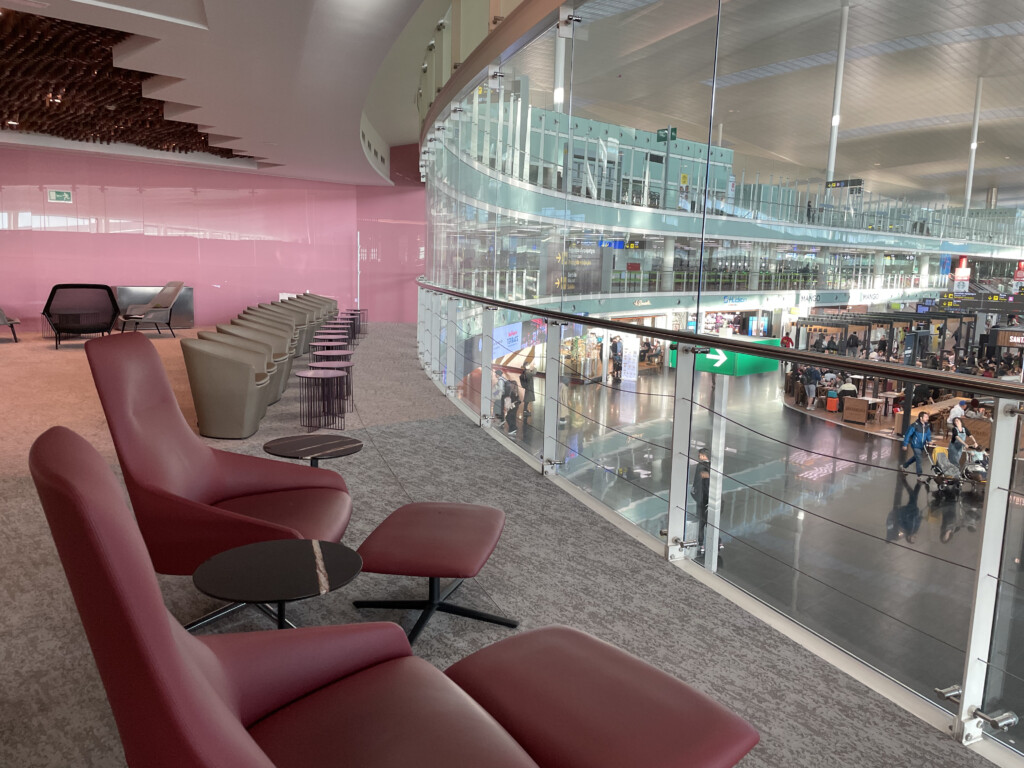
962,447 -> 989,496
927,446 -> 963,501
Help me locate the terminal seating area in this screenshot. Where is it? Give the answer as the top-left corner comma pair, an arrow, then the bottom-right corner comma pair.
181,294 -> 344,438
30,298 -> 761,768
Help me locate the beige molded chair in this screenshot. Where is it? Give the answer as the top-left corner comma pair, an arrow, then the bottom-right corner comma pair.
0,307 -> 20,342
118,281 -> 185,336
221,322 -> 294,378
197,331 -> 284,403
180,338 -> 270,439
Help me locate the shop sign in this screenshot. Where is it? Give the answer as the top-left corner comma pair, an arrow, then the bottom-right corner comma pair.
994,330 -> 1024,348
722,296 -> 746,305
695,338 -> 780,377
633,299 -> 651,307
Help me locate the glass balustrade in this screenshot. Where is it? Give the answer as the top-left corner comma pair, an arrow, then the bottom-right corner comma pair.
419,0 -> 1024,755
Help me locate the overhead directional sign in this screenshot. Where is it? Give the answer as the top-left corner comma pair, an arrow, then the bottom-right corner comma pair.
694,337 -> 780,376
656,127 -> 677,142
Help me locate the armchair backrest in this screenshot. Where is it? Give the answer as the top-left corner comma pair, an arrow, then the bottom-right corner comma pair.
85,332 -> 218,504
29,427 -> 273,768
140,281 -> 185,313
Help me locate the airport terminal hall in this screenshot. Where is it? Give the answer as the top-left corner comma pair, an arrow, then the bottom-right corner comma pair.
10,0 -> 1024,766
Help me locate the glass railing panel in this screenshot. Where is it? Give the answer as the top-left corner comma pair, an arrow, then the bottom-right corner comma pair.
982,547 -> 1024,749
554,322 -> 675,540
685,346 -> 983,702
448,298 -> 481,416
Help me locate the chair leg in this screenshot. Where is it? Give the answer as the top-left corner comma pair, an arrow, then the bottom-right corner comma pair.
9,324 -> 16,343
353,577 -> 517,644
184,601 -> 248,631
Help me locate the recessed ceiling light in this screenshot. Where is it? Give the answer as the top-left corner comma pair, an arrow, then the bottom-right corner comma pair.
873,162 -> 880,166
6,120 -> 18,126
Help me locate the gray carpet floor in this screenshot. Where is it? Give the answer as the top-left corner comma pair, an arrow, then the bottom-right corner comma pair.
0,322 -> 997,767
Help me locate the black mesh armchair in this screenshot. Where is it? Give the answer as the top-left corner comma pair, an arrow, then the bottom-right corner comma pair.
41,284 -> 119,349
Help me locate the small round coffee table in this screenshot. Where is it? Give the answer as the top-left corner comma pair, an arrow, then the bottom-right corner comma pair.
193,540 -> 362,629
263,434 -> 364,468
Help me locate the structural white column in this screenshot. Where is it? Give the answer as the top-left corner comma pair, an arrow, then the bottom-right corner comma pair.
704,374 -> 729,573
825,0 -> 850,183
429,292 -> 442,380
480,307 -> 495,427
417,287 -> 428,365
661,237 -> 676,291
542,320 -> 564,474
553,35 -> 566,113
666,347 -> 695,559
954,399 -> 1017,743
965,77 -> 983,212
445,297 -> 458,393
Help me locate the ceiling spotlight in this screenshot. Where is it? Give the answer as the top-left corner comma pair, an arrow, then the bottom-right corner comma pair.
421,63 -> 428,73
6,119 -> 18,126
427,40 -> 435,51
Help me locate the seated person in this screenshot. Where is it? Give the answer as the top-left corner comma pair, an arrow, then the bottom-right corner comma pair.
822,369 -> 839,385
965,398 -> 988,419
912,382 -> 934,406
868,348 -> 880,361
947,399 -> 966,424
837,378 -> 858,410
649,341 -> 663,366
639,340 -> 651,362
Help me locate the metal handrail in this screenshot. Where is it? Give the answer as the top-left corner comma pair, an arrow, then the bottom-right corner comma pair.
418,278 -> 1024,400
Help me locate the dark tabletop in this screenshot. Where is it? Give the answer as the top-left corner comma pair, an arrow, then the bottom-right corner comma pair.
263,434 -> 363,460
193,539 -> 362,604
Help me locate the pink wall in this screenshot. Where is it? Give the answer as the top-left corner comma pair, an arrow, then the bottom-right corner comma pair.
0,144 -> 425,330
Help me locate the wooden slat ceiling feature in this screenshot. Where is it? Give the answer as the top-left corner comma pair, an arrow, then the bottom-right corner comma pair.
0,9 -> 244,158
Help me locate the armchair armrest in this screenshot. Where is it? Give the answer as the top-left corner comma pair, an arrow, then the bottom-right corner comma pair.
128,483 -> 299,574
198,622 -> 412,726
209,448 -> 349,499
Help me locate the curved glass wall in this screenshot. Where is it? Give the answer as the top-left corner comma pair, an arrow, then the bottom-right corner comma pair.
421,0 -> 1024,755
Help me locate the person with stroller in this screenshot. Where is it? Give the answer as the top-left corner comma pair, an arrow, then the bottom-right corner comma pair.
947,415 -> 978,469
901,410 -> 933,479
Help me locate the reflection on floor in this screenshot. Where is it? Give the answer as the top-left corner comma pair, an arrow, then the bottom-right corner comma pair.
484,364 -> 1024,715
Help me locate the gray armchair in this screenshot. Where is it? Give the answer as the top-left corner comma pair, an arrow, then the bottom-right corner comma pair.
0,307 -> 20,342
119,281 -> 185,336
180,338 -> 270,439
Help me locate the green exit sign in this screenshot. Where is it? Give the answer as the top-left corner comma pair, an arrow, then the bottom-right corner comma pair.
695,337 -> 780,376
47,189 -> 73,203
656,127 -> 677,142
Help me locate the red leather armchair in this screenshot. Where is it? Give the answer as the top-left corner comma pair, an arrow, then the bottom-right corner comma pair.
84,332 -> 352,575
31,426 -> 760,768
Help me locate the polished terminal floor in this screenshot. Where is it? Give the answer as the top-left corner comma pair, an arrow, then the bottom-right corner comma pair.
0,324 -> 1010,767
492,357 -> 1024,721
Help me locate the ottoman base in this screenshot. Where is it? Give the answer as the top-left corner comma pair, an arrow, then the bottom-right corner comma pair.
354,576 -> 518,644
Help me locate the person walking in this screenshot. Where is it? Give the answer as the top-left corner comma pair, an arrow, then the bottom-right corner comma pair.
780,332 -> 794,349
901,411 -> 933,478
801,365 -> 821,410
493,369 -> 508,425
947,416 -> 978,469
519,364 -> 536,416
610,336 -> 623,382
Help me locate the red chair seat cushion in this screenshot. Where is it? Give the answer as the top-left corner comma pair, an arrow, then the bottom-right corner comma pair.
356,503 -> 504,578
249,655 -> 539,768
446,626 -> 760,768
215,488 -> 352,543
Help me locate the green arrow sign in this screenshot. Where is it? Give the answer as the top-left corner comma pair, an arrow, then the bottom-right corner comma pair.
694,337 -> 780,376
656,127 -> 677,142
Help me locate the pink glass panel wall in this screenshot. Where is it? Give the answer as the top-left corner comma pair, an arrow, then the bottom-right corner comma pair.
0,144 -> 425,329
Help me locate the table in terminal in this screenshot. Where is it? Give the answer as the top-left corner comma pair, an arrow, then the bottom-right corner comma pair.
192,539 -> 362,629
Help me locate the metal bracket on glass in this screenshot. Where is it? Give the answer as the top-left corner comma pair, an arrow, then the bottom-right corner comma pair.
542,458 -> 564,476
446,385 -> 458,396
934,685 -> 1019,731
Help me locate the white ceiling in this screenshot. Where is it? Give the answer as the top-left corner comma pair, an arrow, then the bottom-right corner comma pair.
1,0 -> 433,185
513,0 -> 1024,207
